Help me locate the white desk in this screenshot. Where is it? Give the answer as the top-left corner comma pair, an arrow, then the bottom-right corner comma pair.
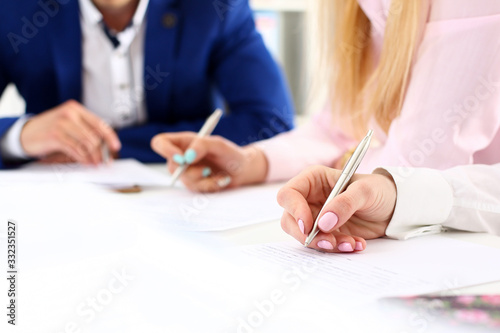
147,163 -> 500,295
1,164 -> 499,333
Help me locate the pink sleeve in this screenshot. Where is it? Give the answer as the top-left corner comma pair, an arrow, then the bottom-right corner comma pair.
254,107 -> 354,182
358,4 -> 500,173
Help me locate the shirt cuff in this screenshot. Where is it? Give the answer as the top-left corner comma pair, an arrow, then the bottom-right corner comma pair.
374,167 -> 454,240
0,115 -> 31,161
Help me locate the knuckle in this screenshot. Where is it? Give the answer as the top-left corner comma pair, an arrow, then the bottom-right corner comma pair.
48,130 -> 59,141
303,165 -> 326,176
337,195 -> 355,214
280,215 -> 290,234
276,187 -> 289,207
210,135 -> 228,148
353,180 -> 373,198
59,108 -> 72,119
99,121 -> 112,132
152,134 -> 165,143
54,118 -> 65,129
211,135 -> 224,142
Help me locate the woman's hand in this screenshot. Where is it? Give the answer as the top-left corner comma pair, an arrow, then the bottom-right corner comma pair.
277,166 -> 397,253
151,132 -> 269,192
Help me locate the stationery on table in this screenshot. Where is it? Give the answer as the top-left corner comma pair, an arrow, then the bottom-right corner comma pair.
170,108 -> 223,186
305,129 -> 374,246
382,294 -> 500,330
0,159 -> 171,188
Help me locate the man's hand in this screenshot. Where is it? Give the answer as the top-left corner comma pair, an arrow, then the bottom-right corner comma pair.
20,100 -> 121,165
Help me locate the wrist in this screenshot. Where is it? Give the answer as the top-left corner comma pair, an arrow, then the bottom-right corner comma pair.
240,145 -> 268,186
372,168 -> 399,235
2,116 -> 33,161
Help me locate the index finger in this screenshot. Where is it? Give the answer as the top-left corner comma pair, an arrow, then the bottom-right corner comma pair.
151,132 -> 198,160
277,185 -> 314,234
277,166 -> 342,233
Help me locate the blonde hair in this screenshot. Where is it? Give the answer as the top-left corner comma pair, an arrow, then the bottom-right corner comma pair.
310,0 -> 428,136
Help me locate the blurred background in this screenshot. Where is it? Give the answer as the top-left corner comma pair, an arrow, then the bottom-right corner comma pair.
0,0 -> 309,118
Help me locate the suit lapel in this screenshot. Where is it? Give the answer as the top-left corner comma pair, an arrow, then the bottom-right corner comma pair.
144,0 -> 179,123
48,0 -> 82,103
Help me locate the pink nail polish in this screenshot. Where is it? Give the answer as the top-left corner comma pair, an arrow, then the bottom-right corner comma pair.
338,243 -> 354,252
318,212 -> 339,231
317,240 -> 334,250
298,219 -> 305,234
355,242 -> 364,251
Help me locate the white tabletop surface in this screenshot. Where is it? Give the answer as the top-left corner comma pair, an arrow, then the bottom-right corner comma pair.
147,163 -> 500,295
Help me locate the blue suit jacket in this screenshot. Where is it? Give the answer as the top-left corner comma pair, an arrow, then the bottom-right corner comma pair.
0,0 -> 294,168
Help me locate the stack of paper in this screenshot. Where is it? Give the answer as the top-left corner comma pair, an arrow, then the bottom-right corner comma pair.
0,159 -> 171,186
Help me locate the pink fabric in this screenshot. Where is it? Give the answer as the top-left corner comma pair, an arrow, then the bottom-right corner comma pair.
257,0 -> 500,182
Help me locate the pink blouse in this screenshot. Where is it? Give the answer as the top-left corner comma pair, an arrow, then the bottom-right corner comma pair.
257,0 -> 500,182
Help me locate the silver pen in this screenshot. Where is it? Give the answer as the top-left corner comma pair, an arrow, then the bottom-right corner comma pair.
101,141 -> 110,165
304,129 -> 374,247
170,109 -> 223,187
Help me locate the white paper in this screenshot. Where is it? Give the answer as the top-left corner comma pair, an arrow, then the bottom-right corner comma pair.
0,158 -> 285,231
122,183 -> 284,231
0,183 -> 282,332
1,183 -> 498,332
0,159 -> 171,186
241,237 -> 500,300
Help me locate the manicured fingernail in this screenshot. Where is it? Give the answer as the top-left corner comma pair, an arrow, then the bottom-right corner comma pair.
298,219 -> 305,234
217,176 -> 232,188
202,167 -> 212,178
184,149 -> 197,164
173,154 -> 185,165
355,242 -> 364,251
318,212 -> 339,231
317,240 -> 334,250
338,242 -> 354,252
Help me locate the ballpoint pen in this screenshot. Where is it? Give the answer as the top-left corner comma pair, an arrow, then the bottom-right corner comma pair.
304,129 -> 374,247
101,141 -> 110,165
169,109 -> 223,187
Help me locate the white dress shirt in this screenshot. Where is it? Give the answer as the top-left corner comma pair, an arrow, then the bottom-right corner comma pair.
380,164 -> 500,239
0,0 -> 149,160
80,0 -> 149,129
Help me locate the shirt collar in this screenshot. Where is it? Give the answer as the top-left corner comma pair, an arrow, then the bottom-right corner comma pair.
79,0 -> 149,29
